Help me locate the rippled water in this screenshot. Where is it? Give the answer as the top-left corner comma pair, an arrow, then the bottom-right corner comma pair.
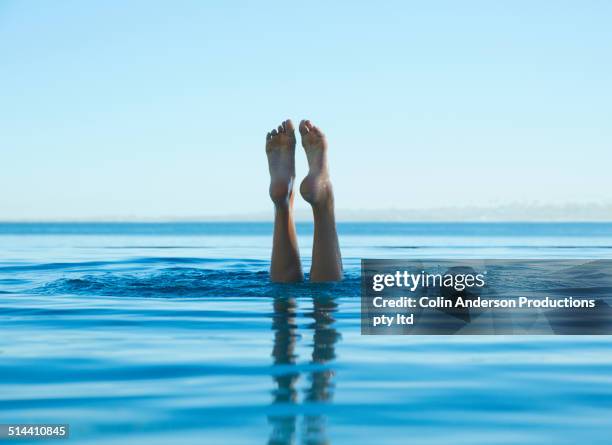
2,223 -> 612,444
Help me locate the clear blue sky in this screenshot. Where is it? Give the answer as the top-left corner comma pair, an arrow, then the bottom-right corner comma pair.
1,0 -> 611,220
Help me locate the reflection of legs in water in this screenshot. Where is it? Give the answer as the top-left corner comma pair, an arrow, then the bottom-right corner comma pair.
303,295 -> 340,445
299,120 -> 343,282
266,120 -> 303,283
268,295 -> 340,445
268,297 -> 299,445
266,119 -> 342,283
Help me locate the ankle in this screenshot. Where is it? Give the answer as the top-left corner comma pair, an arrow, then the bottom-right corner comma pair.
311,193 -> 334,212
301,177 -> 333,208
270,181 -> 294,207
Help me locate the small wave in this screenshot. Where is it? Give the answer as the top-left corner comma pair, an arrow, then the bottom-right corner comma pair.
33,268 -> 361,299
0,357 -> 334,384
0,257 -> 267,273
0,261 -> 115,273
0,278 -> 30,284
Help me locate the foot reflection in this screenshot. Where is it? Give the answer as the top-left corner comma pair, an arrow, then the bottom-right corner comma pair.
268,294 -> 340,445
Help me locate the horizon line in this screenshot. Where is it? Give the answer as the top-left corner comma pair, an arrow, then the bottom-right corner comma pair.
1,220 -> 612,224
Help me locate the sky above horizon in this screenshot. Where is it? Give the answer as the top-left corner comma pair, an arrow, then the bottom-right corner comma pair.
1,1 -> 611,220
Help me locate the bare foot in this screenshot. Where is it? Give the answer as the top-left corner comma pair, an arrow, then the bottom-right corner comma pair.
266,120 -> 296,207
299,120 -> 333,207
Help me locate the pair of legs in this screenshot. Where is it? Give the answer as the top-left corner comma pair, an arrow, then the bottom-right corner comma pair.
266,119 -> 342,282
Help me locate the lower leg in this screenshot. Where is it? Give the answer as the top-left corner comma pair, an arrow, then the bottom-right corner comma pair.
267,120 -> 303,282
299,120 -> 342,282
310,197 -> 342,282
271,195 -> 303,282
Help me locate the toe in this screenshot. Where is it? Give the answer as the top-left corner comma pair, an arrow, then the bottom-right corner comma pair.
299,120 -> 309,135
265,132 -> 272,151
278,125 -> 283,134
283,119 -> 295,134
271,129 -> 278,137
304,120 -> 313,131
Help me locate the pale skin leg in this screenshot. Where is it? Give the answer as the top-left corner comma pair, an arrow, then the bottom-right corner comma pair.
299,120 -> 343,282
266,120 -> 303,282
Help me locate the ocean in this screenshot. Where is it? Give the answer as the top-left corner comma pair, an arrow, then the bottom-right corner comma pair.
1,222 -> 612,444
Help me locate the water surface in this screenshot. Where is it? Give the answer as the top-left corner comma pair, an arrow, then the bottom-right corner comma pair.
1,222 -> 612,444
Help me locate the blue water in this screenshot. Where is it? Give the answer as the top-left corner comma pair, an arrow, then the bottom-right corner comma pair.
2,222 -> 612,444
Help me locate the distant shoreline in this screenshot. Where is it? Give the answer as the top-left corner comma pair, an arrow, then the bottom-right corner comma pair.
2,203 -> 611,223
